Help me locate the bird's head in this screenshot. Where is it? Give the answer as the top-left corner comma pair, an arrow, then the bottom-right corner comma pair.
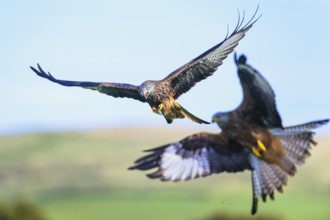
212,112 -> 230,128
140,81 -> 156,99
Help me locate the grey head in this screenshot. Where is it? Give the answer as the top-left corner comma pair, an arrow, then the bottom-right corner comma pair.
212,112 -> 231,129
139,80 -> 157,100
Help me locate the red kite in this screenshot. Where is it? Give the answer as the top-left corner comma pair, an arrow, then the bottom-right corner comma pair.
30,10 -> 260,124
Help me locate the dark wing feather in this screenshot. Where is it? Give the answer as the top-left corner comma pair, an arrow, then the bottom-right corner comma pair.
129,132 -> 251,181
30,64 -> 146,102
234,53 -> 282,128
163,8 -> 261,99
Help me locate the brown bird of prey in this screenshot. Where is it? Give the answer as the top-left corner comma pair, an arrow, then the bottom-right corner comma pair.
30,10 -> 260,124
129,53 -> 329,214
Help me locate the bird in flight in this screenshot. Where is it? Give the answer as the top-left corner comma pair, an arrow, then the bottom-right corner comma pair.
30,10 -> 260,124
129,53 -> 329,214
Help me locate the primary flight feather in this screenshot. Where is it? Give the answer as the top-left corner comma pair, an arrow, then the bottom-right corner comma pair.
30,9 -> 260,124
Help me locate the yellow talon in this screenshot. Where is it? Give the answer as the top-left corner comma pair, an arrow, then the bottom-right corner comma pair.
252,147 -> 262,157
151,106 -> 162,115
158,103 -> 164,110
257,140 -> 266,152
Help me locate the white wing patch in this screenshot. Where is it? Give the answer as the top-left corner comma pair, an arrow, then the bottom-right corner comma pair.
160,143 -> 211,181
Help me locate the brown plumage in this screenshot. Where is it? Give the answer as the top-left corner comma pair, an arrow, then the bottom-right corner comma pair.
30,9 -> 260,124
129,53 -> 329,214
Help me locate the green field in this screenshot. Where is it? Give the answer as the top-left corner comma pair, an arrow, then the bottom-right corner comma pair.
0,128 -> 329,220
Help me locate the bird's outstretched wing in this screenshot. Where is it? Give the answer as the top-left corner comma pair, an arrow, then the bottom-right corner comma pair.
163,8 -> 261,99
30,64 -> 146,102
129,132 -> 251,181
234,53 -> 282,128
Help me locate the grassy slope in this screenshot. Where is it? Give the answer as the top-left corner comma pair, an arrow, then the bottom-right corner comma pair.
0,128 -> 329,220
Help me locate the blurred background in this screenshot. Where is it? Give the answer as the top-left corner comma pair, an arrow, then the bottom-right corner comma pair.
1,0 -> 329,219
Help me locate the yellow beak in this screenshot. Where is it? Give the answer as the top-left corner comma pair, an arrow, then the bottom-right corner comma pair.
212,117 -> 219,123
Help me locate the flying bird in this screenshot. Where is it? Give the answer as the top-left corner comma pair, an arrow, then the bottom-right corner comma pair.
30,10 -> 260,124
129,53 -> 329,214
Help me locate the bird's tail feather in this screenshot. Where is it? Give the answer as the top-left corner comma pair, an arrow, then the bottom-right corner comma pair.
250,155 -> 287,215
251,119 -> 328,215
270,119 -> 329,165
179,105 -> 210,124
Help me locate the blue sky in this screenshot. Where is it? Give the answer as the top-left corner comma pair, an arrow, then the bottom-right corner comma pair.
2,1 -> 330,136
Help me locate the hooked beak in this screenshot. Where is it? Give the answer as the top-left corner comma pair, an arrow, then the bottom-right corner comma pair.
212,117 -> 219,123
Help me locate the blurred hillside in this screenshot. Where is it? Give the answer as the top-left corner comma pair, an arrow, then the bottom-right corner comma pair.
0,128 -> 329,220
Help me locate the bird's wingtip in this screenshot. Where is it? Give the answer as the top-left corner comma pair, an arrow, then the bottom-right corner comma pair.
127,166 -> 135,170
321,119 -> 329,124
30,65 -> 38,73
30,63 -> 43,72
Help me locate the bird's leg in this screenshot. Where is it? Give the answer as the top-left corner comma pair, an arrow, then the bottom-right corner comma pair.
252,140 -> 266,158
158,103 -> 164,111
158,103 -> 167,116
257,140 -> 266,152
252,147 -> 262,157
